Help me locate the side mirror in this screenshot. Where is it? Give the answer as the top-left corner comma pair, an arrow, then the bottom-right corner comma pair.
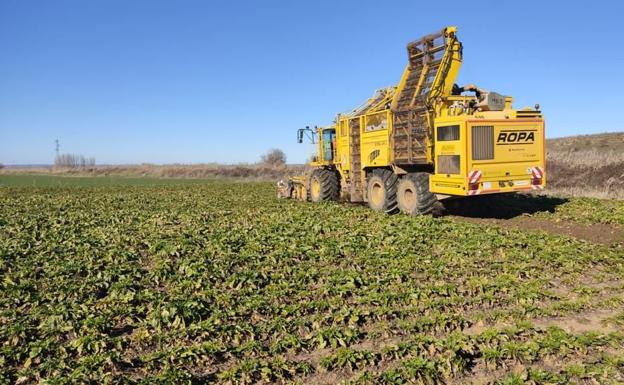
296,126 -> 315,144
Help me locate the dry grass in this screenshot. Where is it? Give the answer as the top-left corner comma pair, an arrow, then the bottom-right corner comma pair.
547,132 -> 624,153
546,132 -> 624,199
0,163 -> 306,182
548,148 -> 624,168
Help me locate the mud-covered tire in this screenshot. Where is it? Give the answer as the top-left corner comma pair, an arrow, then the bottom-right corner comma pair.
366,169 -> 399,214
397,173 -> 438,215
308,169 -> 340,202
276,180 -> 293,199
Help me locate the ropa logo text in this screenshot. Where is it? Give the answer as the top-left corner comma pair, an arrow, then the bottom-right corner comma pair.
497,131 -> 535,144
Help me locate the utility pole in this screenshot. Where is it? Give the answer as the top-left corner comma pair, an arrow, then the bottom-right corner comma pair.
54,139 -> 60,166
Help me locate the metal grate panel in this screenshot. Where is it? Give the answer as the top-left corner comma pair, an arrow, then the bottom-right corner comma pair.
438,155 -> 460,174
471,125 -> 494,160
437,125 -> 460,141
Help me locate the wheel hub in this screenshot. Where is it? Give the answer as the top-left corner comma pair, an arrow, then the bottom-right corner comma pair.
402,187 -> 416,209
370,181 -> 384,206
311,178 -> 321,198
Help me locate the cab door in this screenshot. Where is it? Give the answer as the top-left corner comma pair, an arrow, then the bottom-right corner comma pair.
336,119 -> 350,171
322,129 -> 336,162
430,121 -> 468,195
434,122 -> 465,177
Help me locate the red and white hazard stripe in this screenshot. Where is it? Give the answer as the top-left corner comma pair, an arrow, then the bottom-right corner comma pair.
468,170 -> 482,184
467,169 -> 482,195
530,166 -> 545,190
530,166 -> 544,179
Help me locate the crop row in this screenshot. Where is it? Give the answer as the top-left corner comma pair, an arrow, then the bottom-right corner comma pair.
0,183 -> 622,384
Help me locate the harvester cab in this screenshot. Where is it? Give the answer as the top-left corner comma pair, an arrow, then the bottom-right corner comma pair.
278,26 -> 545,214
297,125 -> 337,164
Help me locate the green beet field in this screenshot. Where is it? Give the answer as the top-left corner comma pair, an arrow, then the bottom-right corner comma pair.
1,179 -> 623,384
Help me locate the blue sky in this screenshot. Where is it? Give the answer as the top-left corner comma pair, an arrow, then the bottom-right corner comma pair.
1,0 -> 623,165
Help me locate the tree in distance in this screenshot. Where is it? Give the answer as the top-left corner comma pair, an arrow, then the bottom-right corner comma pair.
260,148 -> 286,166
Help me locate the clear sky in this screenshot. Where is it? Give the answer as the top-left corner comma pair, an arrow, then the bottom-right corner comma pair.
1,0 -> 623,165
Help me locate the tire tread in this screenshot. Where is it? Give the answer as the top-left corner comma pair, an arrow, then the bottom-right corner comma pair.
368,168 -> 399,214
309,169 -> 340,202
398,172 -> 438,215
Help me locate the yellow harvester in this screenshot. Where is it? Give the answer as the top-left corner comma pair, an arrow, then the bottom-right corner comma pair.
278,26 -> 545,215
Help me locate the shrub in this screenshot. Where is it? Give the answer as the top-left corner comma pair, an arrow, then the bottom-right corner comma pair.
54,154 -> 96,168
260,148 -> 286,166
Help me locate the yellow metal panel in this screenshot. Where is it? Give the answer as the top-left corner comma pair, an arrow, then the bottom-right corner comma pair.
467,119 -> 545,180
361,111 -> 391,168
429,26 -> 462,101
430,117 -> 546,196
361,132 -> 390,168
336,118 -> 351,173
431,119 -> 467,195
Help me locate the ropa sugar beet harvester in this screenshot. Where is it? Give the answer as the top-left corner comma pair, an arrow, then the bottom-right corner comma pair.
278,26 -> 545,215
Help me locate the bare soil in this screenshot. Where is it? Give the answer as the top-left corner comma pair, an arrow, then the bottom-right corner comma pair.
531,308 -> 621,334
455,215 -> 624,246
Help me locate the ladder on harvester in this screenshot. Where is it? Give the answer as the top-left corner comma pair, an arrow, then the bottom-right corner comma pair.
391,30 -> 454,164
349,117 -> 363,201
345,88 -> 394,202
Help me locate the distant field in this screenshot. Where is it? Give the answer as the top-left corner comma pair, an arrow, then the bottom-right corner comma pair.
0,163 -> 304,182
2,132 -> 622,199
0,174 -> 218,188
1,180 -> 622,384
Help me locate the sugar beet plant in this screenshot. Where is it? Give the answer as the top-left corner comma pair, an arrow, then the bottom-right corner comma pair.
0,182 -> 623,384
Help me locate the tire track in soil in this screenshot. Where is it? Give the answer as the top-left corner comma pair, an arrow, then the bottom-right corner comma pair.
452,215 -> 624,246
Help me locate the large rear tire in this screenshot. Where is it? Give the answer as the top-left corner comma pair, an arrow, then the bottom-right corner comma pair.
397,173 -> 438,215
309,169 -> 340,202
366,169 -> 399,214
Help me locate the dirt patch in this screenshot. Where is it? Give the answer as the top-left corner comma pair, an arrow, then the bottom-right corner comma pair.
458,362 -> 528,385
288,347 -> 333,366
296,357 -> 402,385
287,337 -> 404,384
532,308 -> 621,334
464,307 -> 622,338
455,216 -> 624,246
298,369 -> 345,385
463,319 -> 513,336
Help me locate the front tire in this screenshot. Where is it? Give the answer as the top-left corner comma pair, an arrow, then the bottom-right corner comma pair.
309,169 -> 340,202
366,169 -> 399,214
397,173 -> 438,215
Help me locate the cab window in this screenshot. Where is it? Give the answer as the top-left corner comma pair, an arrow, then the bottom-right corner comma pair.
323,130 -> 336,161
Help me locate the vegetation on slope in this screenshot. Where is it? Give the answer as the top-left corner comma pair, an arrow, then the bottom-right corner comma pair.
546,132 -> 624,199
